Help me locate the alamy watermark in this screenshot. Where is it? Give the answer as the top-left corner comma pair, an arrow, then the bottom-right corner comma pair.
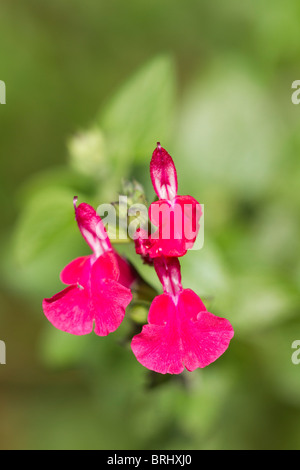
291,340 -> 300,365
96,197 -> 204,250
0,80 -> 6,104
0,340 -> 6,365
291,80 -> 300,105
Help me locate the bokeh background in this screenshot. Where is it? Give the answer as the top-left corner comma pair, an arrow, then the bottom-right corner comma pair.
1,0 -> 300,450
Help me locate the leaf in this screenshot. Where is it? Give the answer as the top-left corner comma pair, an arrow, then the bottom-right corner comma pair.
13,187 -> 81,265
98,55 -> 177,171
175,58 -> 284,199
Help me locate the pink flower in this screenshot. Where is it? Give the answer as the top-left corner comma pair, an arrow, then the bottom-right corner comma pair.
131,257 -> 234,374
134,228 -> 154,265
135,144 -> 202,259
42,198 -> 132,336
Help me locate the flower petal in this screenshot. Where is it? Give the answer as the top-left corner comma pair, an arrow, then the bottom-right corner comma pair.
60,256 -> 92,287
178,289 -> 234,370
178,288 -> 207,321
148,235 -> 187,258
134,228 -> 153,266
131,289 -> 234,374
43,285 -> 93,336
131,293 -> 184,374
131,323 -> 184,374
91,252 -> 120,282
114,251 -> 139,288
75,201 -> 111,256
150,144 -> 178,200
91,279 -> 133,336
147,293 -> 174,325
174,195 -> 202,248
181,310 -> 234,371
148,200 -> 187,256
147,196 -> 202,257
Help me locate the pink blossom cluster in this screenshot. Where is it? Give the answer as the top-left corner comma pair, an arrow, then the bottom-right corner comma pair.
43,144 -> 234,374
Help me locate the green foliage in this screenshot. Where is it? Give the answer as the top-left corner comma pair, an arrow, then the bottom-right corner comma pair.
99,55 -> 176,171
175,58 -> 283,199
14,187 -> 78,265
1,0 -> 300,450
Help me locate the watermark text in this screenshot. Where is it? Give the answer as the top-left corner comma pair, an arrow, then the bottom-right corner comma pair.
291,340 -> 300,365
96,197 -> 204,250
291,80 -> 300,105
0,340 -> 6,364
0,80 -> 6,104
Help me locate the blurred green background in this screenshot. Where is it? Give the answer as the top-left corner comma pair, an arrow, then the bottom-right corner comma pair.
1,0 -> 300,450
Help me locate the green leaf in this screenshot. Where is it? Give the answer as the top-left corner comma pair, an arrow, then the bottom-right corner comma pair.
98,55 -> 177,172
13,187 -> 80,265
175,58 -> 284,199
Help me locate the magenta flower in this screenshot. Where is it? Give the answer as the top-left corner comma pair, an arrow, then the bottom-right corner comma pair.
131,257 -> 234,374
42,198 -> 132,336
135,144 -> 202,259
134,228 -> 154,266
42,141 -> 234,376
